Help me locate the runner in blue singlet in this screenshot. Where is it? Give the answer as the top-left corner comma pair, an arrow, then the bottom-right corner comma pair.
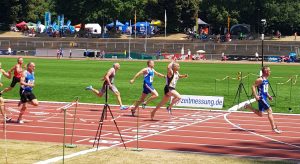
244,66 -> 281,134
129,60 -> 165,116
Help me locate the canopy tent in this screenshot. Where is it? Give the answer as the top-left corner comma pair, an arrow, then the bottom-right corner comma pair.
133,22 -> 151,27
230,24 -> 250,35
106,20 -> 124,28
132,22 -> 152,35
151,20 -> 162,27
197,18 -> 207,25
196,50 -> 206,53
16,21 -> 27,30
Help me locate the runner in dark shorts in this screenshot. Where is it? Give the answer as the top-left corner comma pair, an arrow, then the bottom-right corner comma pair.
129,60 -> 165,116
244,66 -> 281,134
0,62 -> 12,122
17,62 -> 39,124
151,59 -> 188,120
85,63 -> 128,110
0,57 -> 23,94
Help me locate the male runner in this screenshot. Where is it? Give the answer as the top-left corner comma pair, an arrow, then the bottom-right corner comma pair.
86,63 -> 128,110
0,63 -> 12,122
0,57 -> 23,94
18,62 -> 39,124
151,60 -> 188,120
244,66 -> 281,134
129,60 -> 165,116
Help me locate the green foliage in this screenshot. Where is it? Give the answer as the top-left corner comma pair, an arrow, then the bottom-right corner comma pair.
1,0 -> 299,34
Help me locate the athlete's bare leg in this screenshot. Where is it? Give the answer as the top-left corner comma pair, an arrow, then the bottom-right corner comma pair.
113,91 -> 123,106
167,90 -> 181,109
144,90 -> 159,105
151,95 -> 170,120
90,88 -> 104,97
131,93 -> 147,111
0,97 -> 5,118
266,108 -> 277,129
1,87 -> 13,94
28,99 -> 39,106
244,104 -> 263,117
17,103 -> 27,122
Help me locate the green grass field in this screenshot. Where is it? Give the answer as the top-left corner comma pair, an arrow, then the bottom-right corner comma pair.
0,140 -> 292,164
0,57 -> 299,113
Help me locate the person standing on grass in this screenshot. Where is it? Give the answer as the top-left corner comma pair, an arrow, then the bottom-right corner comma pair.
129,60 -> 165,116
244,66 -> 281,134
0,57 -> 23,95
17,62 -> 39,124
0,63 -> 13,122
85,63 -> 128,110
151,59 -> 188,120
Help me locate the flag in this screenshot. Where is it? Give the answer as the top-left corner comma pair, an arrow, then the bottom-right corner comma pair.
134,10 -> 137,38
227,16 -> 230,33
164,10 -> 167,38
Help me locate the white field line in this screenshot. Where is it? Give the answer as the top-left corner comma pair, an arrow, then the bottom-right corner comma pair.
224,113 -> 300,150
34,112 -> 225,164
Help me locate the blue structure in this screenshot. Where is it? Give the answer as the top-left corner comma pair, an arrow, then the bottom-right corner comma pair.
132,22 -> 153,35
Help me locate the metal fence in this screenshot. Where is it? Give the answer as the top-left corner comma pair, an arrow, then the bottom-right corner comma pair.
0,39 -> 299,56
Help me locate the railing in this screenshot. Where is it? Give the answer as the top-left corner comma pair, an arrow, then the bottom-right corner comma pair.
0,39 -> 299,56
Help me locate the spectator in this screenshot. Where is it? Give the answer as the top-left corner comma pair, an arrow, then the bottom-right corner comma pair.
255,52 -> 259,61
187,49 -> 191,60
69,49 -> 72,58
7,47 -> 12,55
295,32 -> 297,41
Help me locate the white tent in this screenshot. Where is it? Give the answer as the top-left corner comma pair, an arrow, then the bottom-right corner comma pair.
197,18 -> 207,25
85,23 -> 101,34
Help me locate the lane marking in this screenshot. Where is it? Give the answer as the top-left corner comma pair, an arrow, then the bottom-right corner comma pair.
224,113 -> 300,150
75,138 -> 90,143
35,112 -> 225,164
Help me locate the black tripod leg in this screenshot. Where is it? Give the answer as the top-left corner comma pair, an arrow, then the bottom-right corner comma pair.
107,105 -> 127,149
93,105 -> 106,148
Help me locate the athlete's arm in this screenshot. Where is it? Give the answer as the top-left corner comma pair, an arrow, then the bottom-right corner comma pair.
104,68 -> 113,87
154,70 -> 166,78
130,68 -> 147,84
179,74 -> 188,78
252,78 -> 262,101
167,61 -> 174,77
1,69 -> 10,78
8,64 -> 16,73
20,71 -> 34,87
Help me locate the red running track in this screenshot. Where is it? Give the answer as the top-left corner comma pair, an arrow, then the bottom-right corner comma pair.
1,100 -> 300,161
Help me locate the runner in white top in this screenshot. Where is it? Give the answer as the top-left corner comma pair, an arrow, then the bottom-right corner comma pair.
151,59 -> 188,120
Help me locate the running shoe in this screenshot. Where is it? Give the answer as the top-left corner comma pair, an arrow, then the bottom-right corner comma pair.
131,109 -> 136,117
120,106 -> 129,110
166,106 -> 172,115
244,103 -> 250,109
142,103 -> 146,109
273,127 -> 282,134
17,101 -> 22,107
5,117 -> 12,123
85,85 -> 93,90
17,120 -> 24,124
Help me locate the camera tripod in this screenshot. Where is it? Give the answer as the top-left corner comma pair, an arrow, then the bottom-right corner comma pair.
232,72 -> 252,109
93,85 -> 126,149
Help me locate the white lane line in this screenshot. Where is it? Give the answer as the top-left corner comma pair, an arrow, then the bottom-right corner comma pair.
6,99 -> 300,116
35,112 -> 225,164
224,113 -> 300,150
75,138 -> 90,143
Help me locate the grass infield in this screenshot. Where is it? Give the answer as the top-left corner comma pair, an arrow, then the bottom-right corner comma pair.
0,140 -> 292,164
0,57 -> 299,113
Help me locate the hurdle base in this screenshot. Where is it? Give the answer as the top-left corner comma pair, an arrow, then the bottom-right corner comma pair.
65,144 -> 77,148
131,148 -> 143,152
